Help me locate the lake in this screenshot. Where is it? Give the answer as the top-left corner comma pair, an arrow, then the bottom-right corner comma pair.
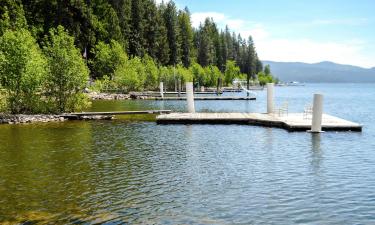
0,84 -> 374,224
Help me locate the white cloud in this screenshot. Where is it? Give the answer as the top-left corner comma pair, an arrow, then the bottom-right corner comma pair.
190,11 -> 375,68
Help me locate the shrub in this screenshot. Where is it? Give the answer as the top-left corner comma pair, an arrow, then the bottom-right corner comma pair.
115,56 -> 145,91
190,63 -> 205,87
91,39 -> 127,79
257,71 -> 275,86
43,25 -> 90,113
143,55 -> 159,90
224,60 -> 241,86
177,65 -> 193,83
0,28 -> 48,114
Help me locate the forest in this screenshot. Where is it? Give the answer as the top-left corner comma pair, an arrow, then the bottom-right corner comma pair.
0,0 -> 276,114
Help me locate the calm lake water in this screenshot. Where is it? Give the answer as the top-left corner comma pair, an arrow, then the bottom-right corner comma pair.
0,84 -> 374,224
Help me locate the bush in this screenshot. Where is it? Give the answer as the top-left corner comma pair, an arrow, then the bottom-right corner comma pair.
91,39 -> 127,79
115,56 -> 145,91
190,63 -> 205,87
43,25 -> 90,113
177,65 -> 193,83
0,89 -> 8,112
91,75 -> 115,92
224,60 -> 241,86
143,55 -> 159,90
0,28 -> 48,114
257,71 -> 275,86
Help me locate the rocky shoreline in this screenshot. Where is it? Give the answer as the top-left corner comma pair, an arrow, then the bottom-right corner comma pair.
0,114 -> 115,125
87,92 -> 158,100
0,114 -> 66,124
87,92 -> 131,100
0,92 -> 159,125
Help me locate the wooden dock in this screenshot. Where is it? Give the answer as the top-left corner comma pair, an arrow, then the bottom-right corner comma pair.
156,113 -> 362,132
63,110 -> 171,120
149,96 -> 256,101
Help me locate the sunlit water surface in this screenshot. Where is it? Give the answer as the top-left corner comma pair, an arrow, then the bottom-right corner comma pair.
0,84 -> 374,224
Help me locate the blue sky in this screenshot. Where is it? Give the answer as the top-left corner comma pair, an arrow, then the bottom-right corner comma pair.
159,0 -> 375,68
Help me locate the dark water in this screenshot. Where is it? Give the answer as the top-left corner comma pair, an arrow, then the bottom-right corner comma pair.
0,84 -> 374,224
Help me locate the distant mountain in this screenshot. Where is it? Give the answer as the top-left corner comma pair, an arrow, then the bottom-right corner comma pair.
262,61 -> 375,83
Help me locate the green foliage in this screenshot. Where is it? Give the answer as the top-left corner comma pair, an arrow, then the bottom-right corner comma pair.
93,2 -> 123,44
0,0 -> 27,35
0,0 -> 266,112
163,1 -> 179,65
115,56 -> 145,91
91,75 -> 115,92
197,18 -> 217,67
176,65 -> 193,83
0,28 -> 47,114
178,8 -> 193,67
224,60 -> 241,85
204,65 -> 222,87
0,90 -> 7,112
143,55 -> 159,90
257,71 -> 276,86
43,26 -> 90,113
91,39 -> 127,79
158,66 -> 173,90
190,63 -> 205,87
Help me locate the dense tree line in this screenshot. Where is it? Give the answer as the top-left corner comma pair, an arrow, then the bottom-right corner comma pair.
0,0 -> 276,113
2,0 -> 263,75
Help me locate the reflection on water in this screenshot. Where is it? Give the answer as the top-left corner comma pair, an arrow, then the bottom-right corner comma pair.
310,133 -> 322,173
1,84 -> 375,224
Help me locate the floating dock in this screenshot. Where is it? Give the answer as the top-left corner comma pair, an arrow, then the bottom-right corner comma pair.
156,113 -> 362,132
163,91 -> 223,95
149,96 -> 256,101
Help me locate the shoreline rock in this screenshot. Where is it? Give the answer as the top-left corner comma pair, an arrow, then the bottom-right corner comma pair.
87,92 -> 159,100
0,114 -> 65,124
87,92 -> 131,100
0,114 -> 115,125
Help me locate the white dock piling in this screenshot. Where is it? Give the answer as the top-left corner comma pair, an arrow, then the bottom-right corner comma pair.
267,83 -> 274,114
310,94 -> 324,133
159,82 -> 164,98
186,82 -> 195,113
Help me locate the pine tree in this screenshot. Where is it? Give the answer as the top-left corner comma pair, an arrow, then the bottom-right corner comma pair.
163,1 -> 179,66
177,7 -> 193,67
155,5 -> 170,65
128,0 -> 144,57
143,0 -> 159,59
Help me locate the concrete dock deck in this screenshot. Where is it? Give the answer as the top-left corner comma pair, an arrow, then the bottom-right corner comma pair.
156,113 -> 362,132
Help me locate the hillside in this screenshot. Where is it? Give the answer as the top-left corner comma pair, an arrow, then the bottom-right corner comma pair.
263,61 -> 375,83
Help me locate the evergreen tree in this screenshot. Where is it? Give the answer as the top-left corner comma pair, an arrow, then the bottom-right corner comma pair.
197,18 -> 216,67
163,1 -> 179,66
143,0 -> 159,59
178,7 -> 193,67
256,56 -> 263,74
155,5 -> 170,65
264,64 -> 271,75
128,0 -> 144,57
